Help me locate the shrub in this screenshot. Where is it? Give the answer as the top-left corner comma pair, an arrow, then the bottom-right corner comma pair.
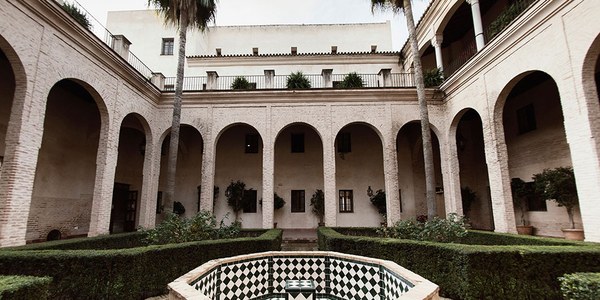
319,227 -> 600,300
143,211 -> 240,245
0,276 -> 51,300
286,71 -> 311,89
225,180 -> 247,220
60,3 -> 92,30
310,189 -> 325,224
340,72 -> 364,88
379,213 -> 468,243
0,230 -> 282,299
559,273 -> 600,300
231,76 -> 252,90
274,193 -> 286,210
423,68 -> 444,87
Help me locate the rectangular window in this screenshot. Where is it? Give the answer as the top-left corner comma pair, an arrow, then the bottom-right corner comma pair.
161,38 -> 174,55
339,190 -> 353,213
291,133 -> 304,153
517,103 -> 536,134
245,134 -> 259,153
291,190 -> 305,213
337,132 -> 351,153
243,189 -> 258,213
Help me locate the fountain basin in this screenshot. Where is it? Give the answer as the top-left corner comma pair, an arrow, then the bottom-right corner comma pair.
168,251 -> 439,300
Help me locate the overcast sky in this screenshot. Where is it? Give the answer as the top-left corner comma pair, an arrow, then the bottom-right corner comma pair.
73,0 -> 429,50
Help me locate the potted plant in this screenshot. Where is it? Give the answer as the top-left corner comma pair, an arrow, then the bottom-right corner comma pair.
286,71 -> 311,89
340,72 -> 364,88
423,68 -> 444,87
231,76 -> 252,90
369,189 -> 386,226
273,193 -> 285,228
310,189 -> 325,226
225,180 -> 246,221
533,167 -> 583,240
510,178 -> 534,235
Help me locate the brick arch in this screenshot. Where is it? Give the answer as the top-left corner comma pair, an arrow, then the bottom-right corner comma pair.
215,122 -> 264,147
336,121 -> 385,147
274,122 -> 324,144
448,107 -> 483,143
117,112 -> 153,149
581,33 -> 600,142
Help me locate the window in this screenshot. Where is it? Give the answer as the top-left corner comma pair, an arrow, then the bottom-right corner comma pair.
243,189 -> 257,213
245,134 -> 259,153
216,48 -> 222,56
517,103 -> 536,134
161,38 -> 174,55
252,47 -> 259,55
291,47 -> 297,55
291,190 -> 305,213
339,190 -> 353,213
331,46 -> 337,54
371,45 -> 377,53
291,133 -> 304,153
337,132 -> 351,153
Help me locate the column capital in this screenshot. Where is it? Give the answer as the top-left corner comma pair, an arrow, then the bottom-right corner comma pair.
431,34 -> 443,48
465,0 -> 479,5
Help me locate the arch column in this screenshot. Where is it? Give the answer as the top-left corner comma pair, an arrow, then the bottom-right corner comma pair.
138,133 -> 161,229
431,34 -> 444,71
482,115 -> 516,233
467,0 -> 486,51
88,119 -> 119,237
323,126 -> 337,227
382,140 -> 400,224
440,131 -> 462,215
262,109 -> 274,228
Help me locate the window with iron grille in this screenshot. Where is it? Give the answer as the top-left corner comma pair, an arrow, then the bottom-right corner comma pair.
161,38 -> 174,55
339,190 -> 353,213
291,190 -> 305,213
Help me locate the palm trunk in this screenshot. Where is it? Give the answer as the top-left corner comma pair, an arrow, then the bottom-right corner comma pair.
404,0 -> 437,220
164,15 -> 189,215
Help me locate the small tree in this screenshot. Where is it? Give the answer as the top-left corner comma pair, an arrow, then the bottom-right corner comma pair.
225,180 -> 246,221
510,178 -> 534,226
310,189 -> 325,225
286,71 -> 311,89
533,167 -> 579,229
340,72 -> 364,88
231,76 -> 252,90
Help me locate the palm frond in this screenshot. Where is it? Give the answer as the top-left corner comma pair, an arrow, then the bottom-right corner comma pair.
370,0 -> 405,14
147,0 -> 217,31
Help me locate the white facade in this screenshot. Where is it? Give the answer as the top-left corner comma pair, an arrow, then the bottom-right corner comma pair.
0,0 -> 599,247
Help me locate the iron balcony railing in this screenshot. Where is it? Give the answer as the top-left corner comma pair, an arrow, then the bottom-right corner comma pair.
58,0 -> 155,80
444,0 -> 536,78
163,72 -> 415,91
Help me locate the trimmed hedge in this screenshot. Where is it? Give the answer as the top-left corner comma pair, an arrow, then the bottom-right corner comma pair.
0,276 -> 52,300
9,232 -> 148,251
319,227 -> 600,300
560,273 -> 600,300
0,229 -> 281,299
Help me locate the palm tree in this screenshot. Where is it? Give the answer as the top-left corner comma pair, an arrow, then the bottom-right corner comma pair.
371,0 -> 437,219
147,0 -> 217,214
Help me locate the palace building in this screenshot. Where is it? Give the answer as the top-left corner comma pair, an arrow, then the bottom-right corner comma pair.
0,0 -> 599,246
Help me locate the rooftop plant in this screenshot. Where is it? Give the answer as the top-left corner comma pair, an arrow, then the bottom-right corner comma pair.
340,72 -> 364,88
60,2 -> 91,30
286,71 -> 311,89
231,76 -> 252,90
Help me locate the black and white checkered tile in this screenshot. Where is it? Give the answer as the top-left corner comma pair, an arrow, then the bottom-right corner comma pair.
219,258 -> 269,300
272,257 -> 325,294
382,267 -> 413,300
191,255 -> 414,300
192,267 -> 219,299
329,258 -> 381,300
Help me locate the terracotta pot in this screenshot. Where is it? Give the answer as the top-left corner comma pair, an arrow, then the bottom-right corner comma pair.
562,228 -> 584,241
516,225 -> 534,235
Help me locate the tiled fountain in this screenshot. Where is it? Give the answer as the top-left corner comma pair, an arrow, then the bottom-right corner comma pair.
168,251 -> 439,300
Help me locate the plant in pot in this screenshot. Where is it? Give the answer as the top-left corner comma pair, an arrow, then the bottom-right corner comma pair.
340,72 -> 364,88
510,178 -> 534,235
533,167 -> 583,240
286,71 -> 311,89
231,76 -> 252,90
225,180 -> 246,222
273,193 -> 285,228
310,189 -> 325,226
368,187 -> 386,226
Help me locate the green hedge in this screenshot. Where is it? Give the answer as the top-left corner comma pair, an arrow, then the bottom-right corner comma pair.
0,276 -> 52,300
0,229 -> 281,299
319,227 -> 600,300
560,273 -> 600,300
9,232 -> 148,251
